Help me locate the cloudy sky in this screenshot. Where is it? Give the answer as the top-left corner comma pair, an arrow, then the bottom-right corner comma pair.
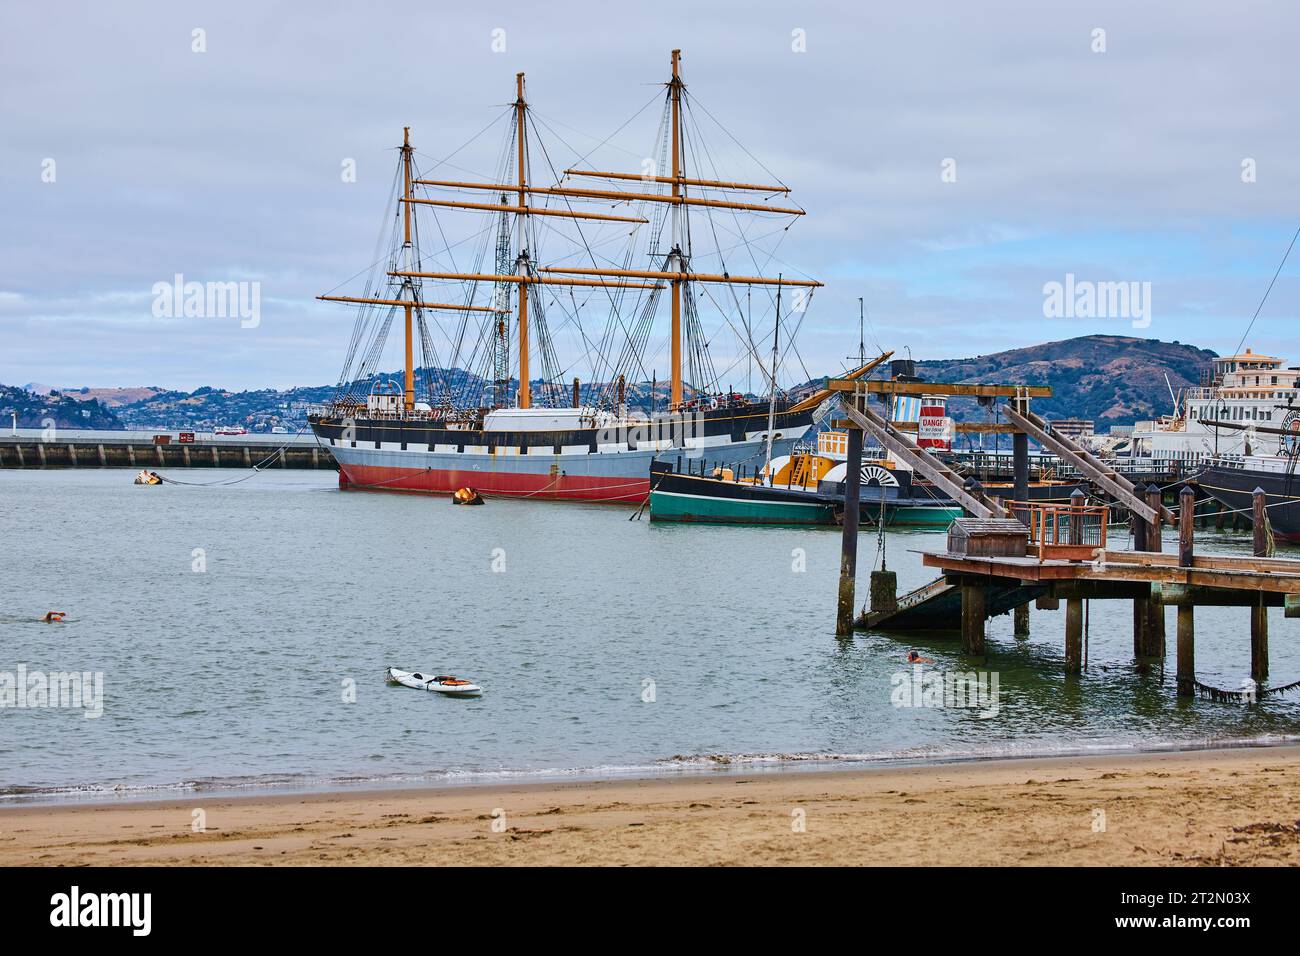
3,0 -> 1299,391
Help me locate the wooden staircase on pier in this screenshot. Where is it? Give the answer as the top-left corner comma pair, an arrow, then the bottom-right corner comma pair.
855,576 -> 1046,632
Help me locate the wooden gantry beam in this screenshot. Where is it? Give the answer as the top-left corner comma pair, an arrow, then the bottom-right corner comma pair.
787,351 -> 893,413
838,398 -> 1006,518
1003,404 -> 1171,527
827,379 -> 1051,398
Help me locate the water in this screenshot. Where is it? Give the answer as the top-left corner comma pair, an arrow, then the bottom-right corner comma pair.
2,468 -> 1298,802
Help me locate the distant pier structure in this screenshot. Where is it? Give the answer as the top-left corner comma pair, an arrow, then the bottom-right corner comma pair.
831,377 -> 1295,696
0,429 -> 333,471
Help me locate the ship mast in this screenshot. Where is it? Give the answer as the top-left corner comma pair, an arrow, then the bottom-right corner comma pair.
360,53 -> 818,416
764,276 -> 782,480
401,126 -> 415,411
669,49 -> 684,409
515,73 -> 531,409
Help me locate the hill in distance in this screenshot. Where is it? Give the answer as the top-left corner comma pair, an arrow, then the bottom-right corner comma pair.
909,334 -> 1218,429
3,335 -> 1220,432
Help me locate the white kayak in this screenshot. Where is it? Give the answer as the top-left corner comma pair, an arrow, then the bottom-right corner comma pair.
386,667 -> 482,697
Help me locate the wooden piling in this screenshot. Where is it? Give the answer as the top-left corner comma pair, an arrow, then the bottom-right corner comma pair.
835,426 -> 863,636
1178,485 -> 1195,569
961,582 -> 986,655
1252,487 -> 1269,681
1065,597 -> 1083,674
1132,496 -> 1149,656
1176,604 -> 1195,696
1144,484 -> 1166,657
1012,431 -> 1029,519
1014,602 -> 1030,636
1068,488 -> 1085,545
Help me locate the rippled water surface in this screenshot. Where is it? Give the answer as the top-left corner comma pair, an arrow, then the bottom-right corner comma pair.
2,468 -> 1298,800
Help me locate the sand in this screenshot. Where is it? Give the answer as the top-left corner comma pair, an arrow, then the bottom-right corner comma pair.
2,746 -> 1298,866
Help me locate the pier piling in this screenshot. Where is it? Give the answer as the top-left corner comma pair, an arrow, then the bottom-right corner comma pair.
1252,487 -> 1270,681
1065,597 -> 1083,674
1176,486 -> 1196,695
1012,431 -> 1029,508
960,582 -> 986,655
835,426 -> 863,636
1143,485 -> 1166,657
1132,497 -> 1149,656
1014,602 -> 1030,636
1178,485 -> 1195,569
1177,605 -> 1195,697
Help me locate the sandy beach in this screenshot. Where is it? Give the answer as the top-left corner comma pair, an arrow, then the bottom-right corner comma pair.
2,745 -> 1298,866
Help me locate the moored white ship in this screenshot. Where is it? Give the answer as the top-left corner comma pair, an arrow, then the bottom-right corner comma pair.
1127,348 -> 1300,465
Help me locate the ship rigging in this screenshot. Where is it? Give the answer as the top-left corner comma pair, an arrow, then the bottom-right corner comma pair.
308,51 -> 865,501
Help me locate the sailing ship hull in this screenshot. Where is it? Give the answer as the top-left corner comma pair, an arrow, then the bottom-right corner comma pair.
310,406 -> 813,503
1196,462 -> 1300,544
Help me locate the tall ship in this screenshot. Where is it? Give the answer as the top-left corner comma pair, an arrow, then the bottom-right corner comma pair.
308,51 -> 858,502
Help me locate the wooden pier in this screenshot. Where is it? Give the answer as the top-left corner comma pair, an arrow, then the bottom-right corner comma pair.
829,376 -> 1296,694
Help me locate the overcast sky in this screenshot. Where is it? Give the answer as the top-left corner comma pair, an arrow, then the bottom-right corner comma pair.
3,0 -> 1299,391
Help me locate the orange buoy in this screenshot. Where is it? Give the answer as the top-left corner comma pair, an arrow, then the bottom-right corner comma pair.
452,487 -> 484,506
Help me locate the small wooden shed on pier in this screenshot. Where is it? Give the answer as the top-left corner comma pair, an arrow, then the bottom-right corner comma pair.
946,518 -> 1030,558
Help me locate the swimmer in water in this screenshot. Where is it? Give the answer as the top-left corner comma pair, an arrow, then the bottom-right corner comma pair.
906,650 -> 934,664
42,611 -> 66,623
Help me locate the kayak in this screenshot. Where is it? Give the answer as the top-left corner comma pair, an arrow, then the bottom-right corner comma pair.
385,667 -> 482,697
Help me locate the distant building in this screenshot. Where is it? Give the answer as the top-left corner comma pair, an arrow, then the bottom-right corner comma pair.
1049,418 -> 1094,441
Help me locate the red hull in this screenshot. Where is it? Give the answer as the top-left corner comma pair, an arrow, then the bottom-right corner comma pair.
338,463 -> 650,503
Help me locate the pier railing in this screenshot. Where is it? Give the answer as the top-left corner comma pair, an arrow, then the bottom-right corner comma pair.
1010,500 -> 1108,560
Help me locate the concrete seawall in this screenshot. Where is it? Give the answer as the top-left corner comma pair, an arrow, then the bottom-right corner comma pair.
0,434 -> 335,470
